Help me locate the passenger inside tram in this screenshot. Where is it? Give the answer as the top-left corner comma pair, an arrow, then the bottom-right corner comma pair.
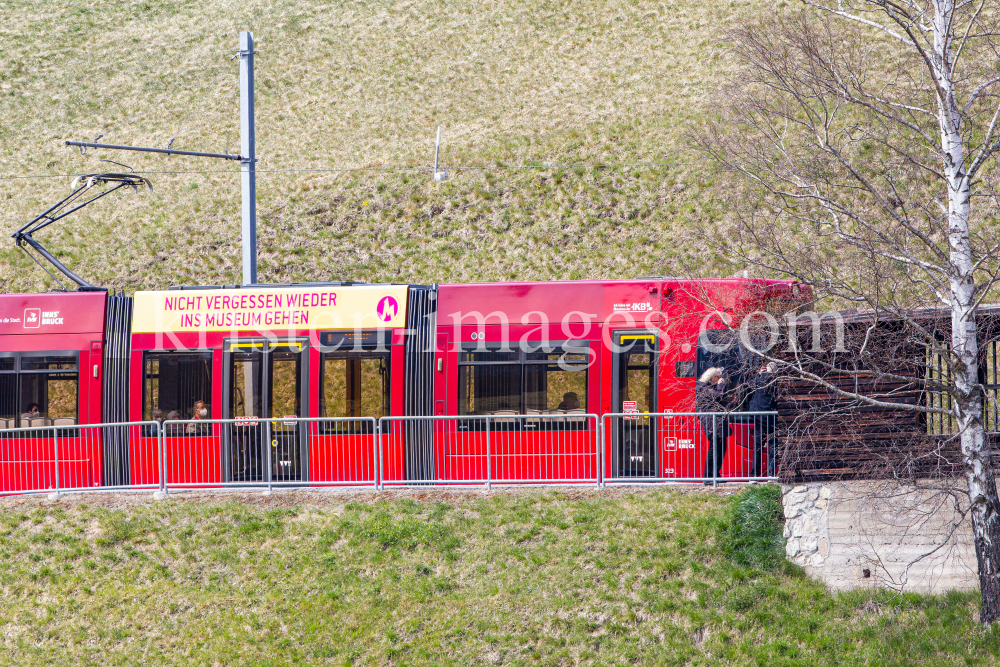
164,410 -> 182,435
186,400 -> 209,434
0,356 -> 80,428
149,409 -> 164,435
557,392 -> 581,411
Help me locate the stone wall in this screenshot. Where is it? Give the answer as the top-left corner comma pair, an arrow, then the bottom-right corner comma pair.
781,480 -> 979,593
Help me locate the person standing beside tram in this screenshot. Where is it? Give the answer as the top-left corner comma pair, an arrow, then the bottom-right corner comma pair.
748,362 -> 779,478
697,367 -> 731,483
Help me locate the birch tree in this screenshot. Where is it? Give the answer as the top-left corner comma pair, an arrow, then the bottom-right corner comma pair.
697,1 -> 1000,622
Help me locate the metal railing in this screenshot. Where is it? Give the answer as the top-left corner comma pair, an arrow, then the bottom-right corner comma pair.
600,412 -> 779,485
0,412 -> 779,496
379,414 -> 601,489
159,417 -> 379,493
0,421 -> 160,496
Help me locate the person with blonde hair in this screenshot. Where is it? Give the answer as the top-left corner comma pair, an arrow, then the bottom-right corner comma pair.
697,367 -> 731,482
698,367 -> 723,385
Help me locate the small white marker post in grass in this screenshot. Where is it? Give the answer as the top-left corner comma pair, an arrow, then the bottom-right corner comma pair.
433,127 -> 448,182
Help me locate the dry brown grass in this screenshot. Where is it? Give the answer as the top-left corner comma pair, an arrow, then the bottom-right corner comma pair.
0,0 -> 766,292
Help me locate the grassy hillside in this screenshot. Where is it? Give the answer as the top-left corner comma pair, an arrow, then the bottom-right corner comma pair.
0,0 -> 755,293
1,486 -> 997,665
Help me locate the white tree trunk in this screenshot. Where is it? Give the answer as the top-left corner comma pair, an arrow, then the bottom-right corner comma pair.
935,0 -> 1000,622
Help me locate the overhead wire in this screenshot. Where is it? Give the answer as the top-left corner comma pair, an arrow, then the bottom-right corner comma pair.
0,161 -> 714,181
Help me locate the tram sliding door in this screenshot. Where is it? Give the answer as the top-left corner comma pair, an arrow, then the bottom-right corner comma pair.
269,344 -> 305,481
610,332 -> 658,478
225,340 -> 307,483
228,347 -> 264,481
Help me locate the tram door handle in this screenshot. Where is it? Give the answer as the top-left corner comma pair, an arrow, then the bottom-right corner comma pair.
436,400 -> 444,416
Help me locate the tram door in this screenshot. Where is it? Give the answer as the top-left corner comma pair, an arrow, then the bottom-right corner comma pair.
225,340 -> 307,483
610,332 -> 658,478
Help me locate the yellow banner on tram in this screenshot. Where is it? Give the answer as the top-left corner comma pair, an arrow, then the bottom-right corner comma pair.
132,285 -> 409,333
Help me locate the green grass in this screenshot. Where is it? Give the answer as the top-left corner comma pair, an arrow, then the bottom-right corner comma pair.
1,486 -> 997,665
0,0 -> 764,293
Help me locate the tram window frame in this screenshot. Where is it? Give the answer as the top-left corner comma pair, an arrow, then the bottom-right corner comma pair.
319,350 -> 391,434
142,351 -> 214,436
0,352 -> 80,430
0,355 -> 14,428
457,342 -> 590,430
696,329 -> 755,409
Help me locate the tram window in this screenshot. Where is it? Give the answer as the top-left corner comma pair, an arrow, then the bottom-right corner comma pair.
16,356 -> 79,427
270,348 -> 302,421
143,353 -> 213,423
696,329 -> 755,408
524,352 -> 588,412
623,353 -> 654,413
458,364 -> 522,415
22,356 -> 76,371
461,351 -> 519,363
320,353 -> 390,426
457,345 -> 590,418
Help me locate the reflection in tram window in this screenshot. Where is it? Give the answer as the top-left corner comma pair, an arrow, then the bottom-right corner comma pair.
625,353 -> 654,413
525,352 -> 588,413
459,364 -> 522,415
143,353 -> 212,435
8,356 -> 79,428
269,348 -> 301,422
230,352 -> 261,419
457,347 -> 589,422
320,352 -> 390,431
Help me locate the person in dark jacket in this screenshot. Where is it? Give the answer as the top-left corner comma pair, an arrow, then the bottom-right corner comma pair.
748,362 -> 779,477
697,367 -> 730,482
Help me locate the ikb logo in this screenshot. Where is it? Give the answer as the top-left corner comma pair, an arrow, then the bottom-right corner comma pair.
23,308 -> 40,329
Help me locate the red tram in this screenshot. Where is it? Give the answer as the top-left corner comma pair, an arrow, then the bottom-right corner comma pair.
0,278 -> 808,492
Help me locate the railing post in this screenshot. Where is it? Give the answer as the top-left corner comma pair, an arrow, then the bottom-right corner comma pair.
265,419 -> 273,495
485,416 -> 491,491
597,417 -> 603,489
376,418 -> 382,491
712,414 -> 718,489
53,426 -> 60,498
159,423 -> 167,495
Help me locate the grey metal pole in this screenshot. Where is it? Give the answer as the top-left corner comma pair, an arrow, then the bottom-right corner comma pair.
239,31 -> 257,286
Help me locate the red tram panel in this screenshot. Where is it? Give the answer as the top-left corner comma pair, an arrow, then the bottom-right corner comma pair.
0,291 -> 108,493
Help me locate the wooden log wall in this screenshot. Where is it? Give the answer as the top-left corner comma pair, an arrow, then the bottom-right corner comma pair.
772,312 -> 997,483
